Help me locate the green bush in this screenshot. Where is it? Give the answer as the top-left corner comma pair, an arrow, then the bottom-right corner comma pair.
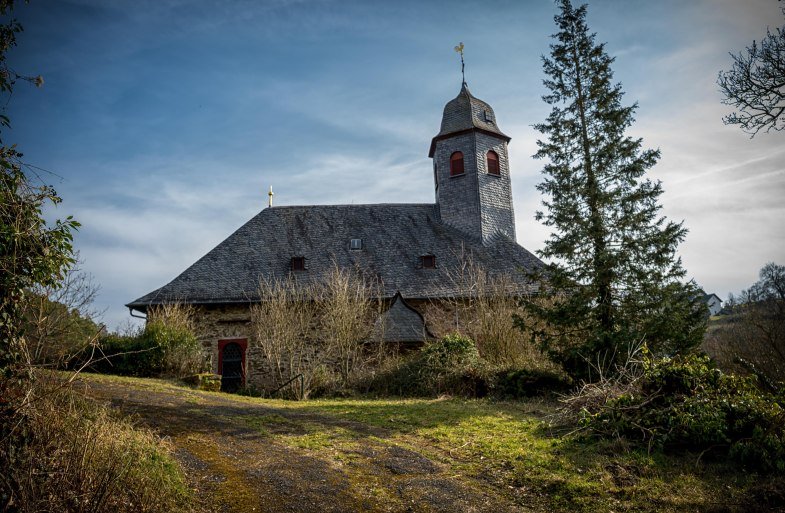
143,319 -> 206,378
87,332 -> 162,377
576,353 -> 785,472
85,318 -> 205,378
362,334 -> 490,397
493,368 -> 572,398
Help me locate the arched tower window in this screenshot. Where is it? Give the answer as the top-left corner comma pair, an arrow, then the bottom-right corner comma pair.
487,150 -> 500,175
450,151 -> 464,176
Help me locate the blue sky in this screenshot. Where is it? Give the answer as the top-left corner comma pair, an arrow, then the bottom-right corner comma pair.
7,0 -> 785,330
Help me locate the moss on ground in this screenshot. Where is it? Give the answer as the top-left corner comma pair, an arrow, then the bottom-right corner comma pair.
177,434 -> 262,513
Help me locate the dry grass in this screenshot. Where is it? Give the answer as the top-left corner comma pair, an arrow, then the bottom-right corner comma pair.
0,372 -> 192,512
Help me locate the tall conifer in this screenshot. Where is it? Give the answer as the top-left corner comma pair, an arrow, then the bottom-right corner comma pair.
522,0 -> 705,379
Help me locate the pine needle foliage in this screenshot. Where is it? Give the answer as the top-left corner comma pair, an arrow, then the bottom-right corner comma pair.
519,0 -> 705,380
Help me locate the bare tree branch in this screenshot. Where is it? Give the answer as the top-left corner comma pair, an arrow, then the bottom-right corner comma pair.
718,12 -> 785,136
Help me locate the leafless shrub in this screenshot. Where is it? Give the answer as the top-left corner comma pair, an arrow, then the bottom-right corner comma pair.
147,301 -> 196,333
21,257 -> 105,367
251,276 -> 320,397
424,249 -> 554,371
319,265 -> 383,386
251,265 -> 384,397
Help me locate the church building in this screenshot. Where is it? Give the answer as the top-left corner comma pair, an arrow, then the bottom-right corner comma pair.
127,82 -> 544,390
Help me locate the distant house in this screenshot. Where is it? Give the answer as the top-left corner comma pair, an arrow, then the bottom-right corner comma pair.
702,293 -> 723,316
127,82 -> 544,391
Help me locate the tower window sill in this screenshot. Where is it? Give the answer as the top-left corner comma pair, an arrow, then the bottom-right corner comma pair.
449,173 -> 466,178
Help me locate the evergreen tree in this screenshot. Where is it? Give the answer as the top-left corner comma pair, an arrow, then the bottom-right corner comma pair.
520,0 -> 705,380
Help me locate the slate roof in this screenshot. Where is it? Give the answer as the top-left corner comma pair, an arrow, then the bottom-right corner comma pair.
374,293 -> 434,344
127,203 -> 544,311
429,84 -> 510,157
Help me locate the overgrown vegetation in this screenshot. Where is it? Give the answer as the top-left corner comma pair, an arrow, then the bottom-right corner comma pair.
362,334 -> 482,397
560,349 -> 785,473
251,265 -> 386,398
703,262 -> 785,387
361,334 -> 570,399
1,373 -> 192,512
86,303 -> 207,378
424,251 -> 557,373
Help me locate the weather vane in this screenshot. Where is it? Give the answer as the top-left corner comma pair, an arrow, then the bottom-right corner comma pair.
454,42 -> 465,86
267,185 -> 274,208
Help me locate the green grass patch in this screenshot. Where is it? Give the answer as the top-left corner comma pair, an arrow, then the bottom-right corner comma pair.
74,372 -> 778,513
237,413 -> 296,436
246,397 -> 766,512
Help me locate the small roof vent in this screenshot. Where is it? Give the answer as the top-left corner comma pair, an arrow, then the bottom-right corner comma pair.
291,256 -> 306,271
350,238 -> 363,250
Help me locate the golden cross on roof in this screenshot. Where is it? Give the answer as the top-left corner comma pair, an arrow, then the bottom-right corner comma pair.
454,42 -> 466,85
267,185 -> 274,208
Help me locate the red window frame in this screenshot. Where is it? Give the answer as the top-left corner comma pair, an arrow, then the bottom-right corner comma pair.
450,151 -> 464,176
487,150 -> 500,175
217,338 -> 248,384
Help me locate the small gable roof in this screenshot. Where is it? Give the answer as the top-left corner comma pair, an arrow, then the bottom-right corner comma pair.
127,203 -> 543,310
375,292 -> 434,344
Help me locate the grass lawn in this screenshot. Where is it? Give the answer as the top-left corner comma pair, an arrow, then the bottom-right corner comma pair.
250,397 -> 762,512
79,373 -> 778,512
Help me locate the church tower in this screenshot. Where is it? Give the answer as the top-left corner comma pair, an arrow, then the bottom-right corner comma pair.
429,84 -> 516,244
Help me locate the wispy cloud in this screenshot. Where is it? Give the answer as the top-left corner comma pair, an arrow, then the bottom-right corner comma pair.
11,0 -> 785,328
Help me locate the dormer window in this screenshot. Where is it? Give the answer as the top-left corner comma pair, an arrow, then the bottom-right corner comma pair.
350,238 -> 362,250
450,151 -> 464,177
421,254 -> 436,269
483,110 -> 494,124
487,150 -> 500,175
290,256 -> 305,271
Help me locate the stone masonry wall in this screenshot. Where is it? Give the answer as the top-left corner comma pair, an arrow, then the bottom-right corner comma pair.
476,132 -> 516,242
434,132 -> 482,240
433,130 -> 515,244
192,298 -> 445,392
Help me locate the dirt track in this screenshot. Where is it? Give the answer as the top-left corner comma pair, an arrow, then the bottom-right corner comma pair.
81,378 -> 529,513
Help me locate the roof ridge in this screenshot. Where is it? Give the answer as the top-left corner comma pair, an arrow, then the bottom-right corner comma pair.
267,202 -> 436,209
